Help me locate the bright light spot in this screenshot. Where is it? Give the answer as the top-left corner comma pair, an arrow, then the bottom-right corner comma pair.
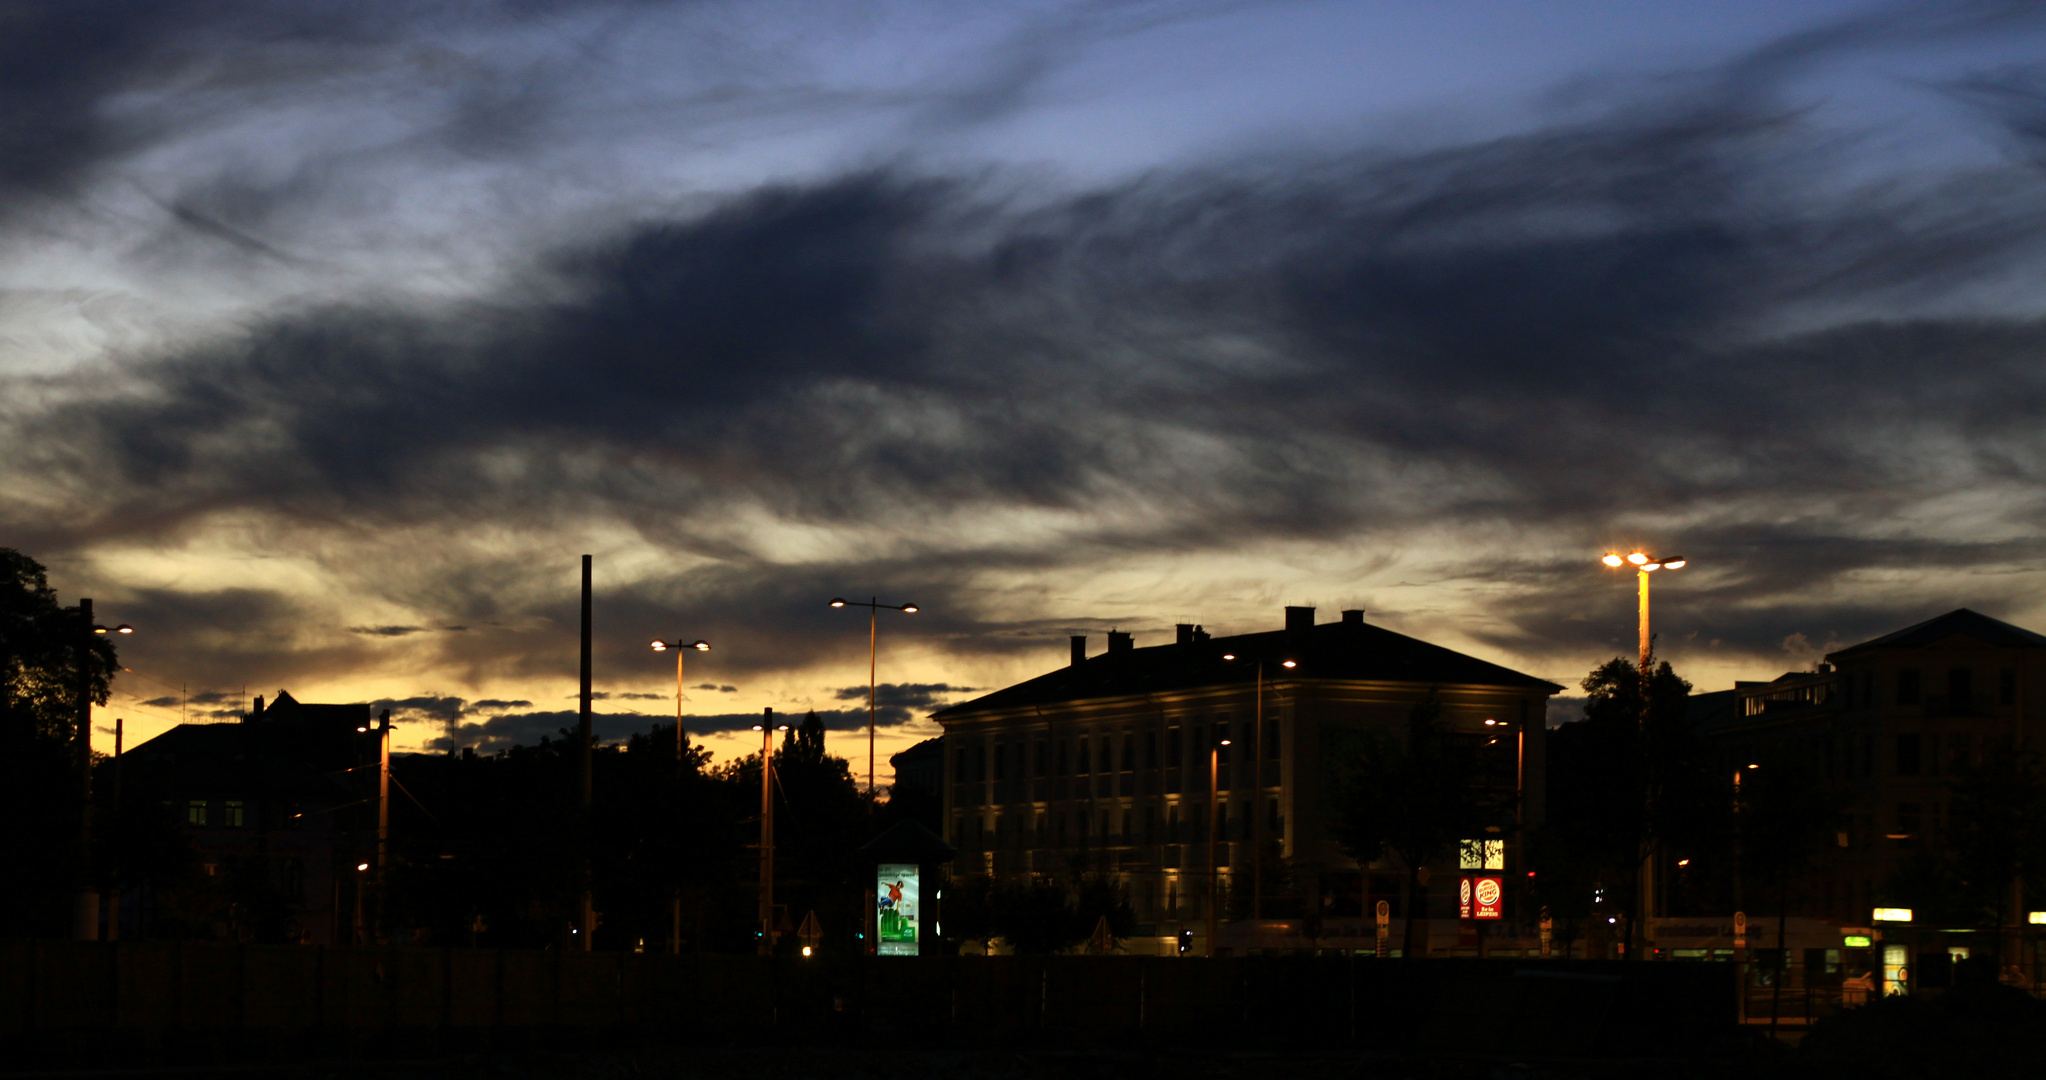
1602,553 -> 1624,567
1873,907 -> 1913,922
1677,859 -> 1690,867
356,863 -> 369,871
650,639 -> 667,651
801,946 -> 813,957
1663,558 -> 1687,570
1627,552 -> 1649,565
1281,660 -> 1296,669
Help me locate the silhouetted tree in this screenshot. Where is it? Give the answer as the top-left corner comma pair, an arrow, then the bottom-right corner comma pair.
0,548 -> 121,936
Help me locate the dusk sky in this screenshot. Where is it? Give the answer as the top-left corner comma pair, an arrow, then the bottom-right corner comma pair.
8,1 -> 2046,778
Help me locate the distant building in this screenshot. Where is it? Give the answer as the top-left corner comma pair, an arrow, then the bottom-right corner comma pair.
1696,608 -> 2046,925
889,736 -> 944,797
931,606 -> 1559,953
107,690 -> 376,943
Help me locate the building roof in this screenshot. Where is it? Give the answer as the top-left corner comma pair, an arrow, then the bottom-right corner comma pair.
112,690 -> 374,802
933,618 -> 1560,721
1828,608 -> 2046,658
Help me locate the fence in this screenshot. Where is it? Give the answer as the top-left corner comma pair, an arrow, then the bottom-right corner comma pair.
1,942 -> 1734,1061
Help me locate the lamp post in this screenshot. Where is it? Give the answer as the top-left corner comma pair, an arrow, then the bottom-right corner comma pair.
650,637 -> 710,955
1207,735 -> 1232,956
1221,652 -> 1296,921
754,710 -> 791,955
1601,549 -> 1687,958
76,605 -> 132,940
828,598 -> 919,799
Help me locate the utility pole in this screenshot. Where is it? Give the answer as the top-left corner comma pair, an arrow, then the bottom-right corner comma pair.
74,598 -> 98,941
578,555 -> 594,951
757,708 -> 785,955
376,708 -> 391,944
1207,736 -> 1230,956
108,717 -> 123,941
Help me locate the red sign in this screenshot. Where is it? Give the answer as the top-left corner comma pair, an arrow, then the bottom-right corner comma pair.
1458,877 -> 1473,919
1473,876 -> 1504,920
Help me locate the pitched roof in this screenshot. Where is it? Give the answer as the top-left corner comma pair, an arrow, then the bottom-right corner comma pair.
933,619 -> 1560,720
1828,608 -> 2046,657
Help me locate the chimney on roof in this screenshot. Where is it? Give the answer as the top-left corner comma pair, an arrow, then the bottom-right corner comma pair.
1342,609 -> 1365,627
252,694 -> 265,720
1176,623 -> 1196,645
1107,629 -> 1133,655
1071,635 -> 1087,666
1284,606 -> 1316,633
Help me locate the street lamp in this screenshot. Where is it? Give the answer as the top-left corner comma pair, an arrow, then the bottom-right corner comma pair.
75,601 -> 131,940
1601,550 -> 1686,959
1221,652 -> 1296,920
650,637 -> 710,954
828,598 -> 919,799
754,711 -> 791,955
1208,735 -> 1232,957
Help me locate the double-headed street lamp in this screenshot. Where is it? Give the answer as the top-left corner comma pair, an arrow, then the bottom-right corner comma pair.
1221,652 -> 1296,921
650,637 -> 709,954
828,597 -> 919,799
76,603 -> 132,940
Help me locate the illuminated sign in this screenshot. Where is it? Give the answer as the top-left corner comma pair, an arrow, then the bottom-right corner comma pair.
1459,877 -> 1472,919
876,863 -> 921,956
1872,907 -> 1913,923
2030,912 -> 2046,925
1458,839 -> 1504,871
1473,876 -> 1504,920
1843,935 -> 1872,948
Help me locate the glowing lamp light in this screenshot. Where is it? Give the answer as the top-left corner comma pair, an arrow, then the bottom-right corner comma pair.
901,603 -> 919,613
1662,557 -> 1687,569
1843,935 -> 1872,948
2029,912 -> 2046,925
356,863 -> 370,872
1281,659 -> 1297,669
1627,552 -> 1649,565
650,639 -> 667,651
1218,739 -> 1232,746
1602,553 -> 1625,567
801,946 -> 813,957
1676,859 -> 1690,867
829,598 -> 847,608
690,640 -> 710,651
1221,653 -> 1237,661
1484,719 -> 1498,726
1872,907 -> 1913,923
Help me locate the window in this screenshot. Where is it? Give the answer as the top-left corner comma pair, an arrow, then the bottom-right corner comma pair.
225,800 -> 246,827
1269,798 -> 1284,838
1898,669 -> 1921,706
2001,668 -> 2017,706
1168,804 -> 1180,844
1265,720 -> 1280,760
993,745 -> 1006,782
1122,731 -> 1136,771
1076,736 -> 1090,775
1167,726 -> 1182,765
1863,736 -> 1874,778
1927,736 -> 1940,777
1843,674 -> 1855,711
1896,734 -> 1921,776
1144,731 -> 1158,770
1897,803 -> 1921,839
187,800 -> 208,826
1056,739 -> 1068,775
1948,668 -> 1972,704
1035,740 -> 1049,777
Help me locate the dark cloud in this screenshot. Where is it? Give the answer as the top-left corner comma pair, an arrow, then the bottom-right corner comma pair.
833,683 -> 978,725
349,625 -> 425,637
138,696 -> 180,709
693,684 -> 738,693
12,4 -> 2046,697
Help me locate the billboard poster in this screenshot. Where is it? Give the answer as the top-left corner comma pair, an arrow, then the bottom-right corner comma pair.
876,863 -> 921,956
1473,876 -> 1503,920
1458,877 -> 1473,919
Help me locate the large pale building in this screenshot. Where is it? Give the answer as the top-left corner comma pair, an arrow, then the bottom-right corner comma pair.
931,606 -> 1559,952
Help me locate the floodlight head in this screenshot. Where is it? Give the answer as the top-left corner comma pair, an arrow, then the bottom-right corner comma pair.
1219,738 -> 1232,746
1281,659 -> 1297,669
1662,557 -> 1687,570
1642,562 -> 1661,572
115,624 -> 133,634
356,863 -> 370,872
777,724 -> 790,732
900,603 -> 919,613
751,724 -> 764,732
829,598 -> 846,608
356,726 -> 368,733
92,626 -> 107,634
1602,553 -> 1625,567
691,640 -> 710,651
1221,653 -> 1237,661
1484,719 -> 1498,726
1627,552 -> 1649,565
650,639 -> 668,651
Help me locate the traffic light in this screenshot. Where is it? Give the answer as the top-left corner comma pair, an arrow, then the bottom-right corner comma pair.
1177,929 -> 1194,955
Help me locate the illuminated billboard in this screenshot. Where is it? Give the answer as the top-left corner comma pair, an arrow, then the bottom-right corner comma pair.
1473,876 -> 1504,920
876,863 -> 921,956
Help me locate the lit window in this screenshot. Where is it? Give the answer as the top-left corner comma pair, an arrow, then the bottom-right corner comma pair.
187,800 -> 208,826
225,800 -> 245,827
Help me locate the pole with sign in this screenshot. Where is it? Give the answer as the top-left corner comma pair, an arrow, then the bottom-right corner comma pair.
1376,900 -> 1390,958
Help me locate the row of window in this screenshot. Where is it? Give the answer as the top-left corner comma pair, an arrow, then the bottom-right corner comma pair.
955,797 -> 1285,849
1805,731 -> 1980,780
955,719 -> 1281,784
182,799 -> 247,827
1848,667 -> 2019,711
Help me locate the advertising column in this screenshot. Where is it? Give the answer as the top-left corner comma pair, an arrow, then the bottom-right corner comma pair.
877,863 -> 922,956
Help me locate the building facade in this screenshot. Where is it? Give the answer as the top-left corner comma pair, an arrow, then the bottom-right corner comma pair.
931,606 -> 1559,953
1696,608 -> 2046,927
